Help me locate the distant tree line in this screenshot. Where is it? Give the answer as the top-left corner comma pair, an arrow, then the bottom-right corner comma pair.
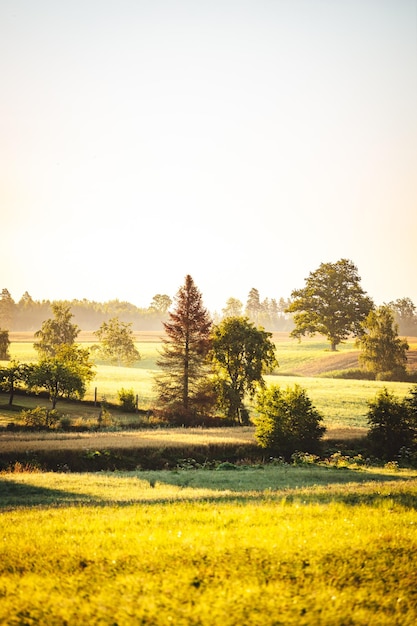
0,290 -> 173,332
0,288 -> 294,333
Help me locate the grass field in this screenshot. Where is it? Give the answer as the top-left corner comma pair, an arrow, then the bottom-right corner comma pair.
1,466 -> 416,625
1,332 -> 416,431
1,334 -> 417,624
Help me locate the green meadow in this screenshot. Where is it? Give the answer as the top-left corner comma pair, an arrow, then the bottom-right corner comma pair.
1,466 -> 417,625
2,334 -> 417,624
2,333 -> 416,431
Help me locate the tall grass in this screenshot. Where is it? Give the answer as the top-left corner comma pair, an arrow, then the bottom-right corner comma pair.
0,467 -> 416,625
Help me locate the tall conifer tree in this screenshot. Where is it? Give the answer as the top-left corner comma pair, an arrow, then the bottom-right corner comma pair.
155,275 -> 212,417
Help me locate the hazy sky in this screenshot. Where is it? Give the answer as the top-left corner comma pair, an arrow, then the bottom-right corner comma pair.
1,0 -> 416,313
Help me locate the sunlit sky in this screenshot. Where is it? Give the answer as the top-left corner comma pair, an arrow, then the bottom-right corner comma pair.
1,0 -> 416,313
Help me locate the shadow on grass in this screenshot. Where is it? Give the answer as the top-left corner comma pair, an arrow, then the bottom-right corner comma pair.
0,479 -> 103,509
1,466 -> 416,511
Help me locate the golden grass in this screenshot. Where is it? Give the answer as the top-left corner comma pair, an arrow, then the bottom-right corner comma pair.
0,425 -> 366,459
0,427 -> 256,453
0,468 -> 417,624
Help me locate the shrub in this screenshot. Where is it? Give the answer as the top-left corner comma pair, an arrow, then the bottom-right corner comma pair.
255,384 -> 326,457
366,387 -> 414,460
59,416 -> 72,431
118,388 -> 137,412
21,406 -> 60,429
97,407 -> 113,429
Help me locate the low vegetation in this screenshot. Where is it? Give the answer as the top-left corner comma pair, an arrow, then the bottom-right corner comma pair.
1,466 -> 416,625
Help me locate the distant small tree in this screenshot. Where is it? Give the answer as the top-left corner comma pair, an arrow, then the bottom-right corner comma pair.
366,387 -> 415,460
358,305 -> 409,380
34,302 -> 80,357
222,297 -> 243,319
245,288 -> 261,324
0,329 -> 10,360
94,317 -> 140,366
26,344 -> 94,409
0,360 -> 28,405
388,297 -> 417,337
154,275 -> 213,421
0,289 -> 16,329
255,384 -> 325,456
27,359 -> 88,409
149,294 -> 172,314
211,317 -> 277,423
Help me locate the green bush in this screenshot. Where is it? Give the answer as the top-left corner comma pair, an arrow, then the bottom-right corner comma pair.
117,388 -> 137,412
21,406 -> 60,429
366,387 -> 415,460
255,384 -> 326,457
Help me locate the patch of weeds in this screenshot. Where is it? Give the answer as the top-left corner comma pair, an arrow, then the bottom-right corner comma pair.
5,460 -> 43,473
176,458 -> 203,470
215,461 -> 238,471
291,451 -> 320,466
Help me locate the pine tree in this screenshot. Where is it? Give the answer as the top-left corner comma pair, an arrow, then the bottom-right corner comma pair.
154,275 -> 212,419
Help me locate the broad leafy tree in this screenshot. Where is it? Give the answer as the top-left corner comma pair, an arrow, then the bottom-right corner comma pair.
34,302 -> 80,357
358,305 -> 409,380
210,316 -> 277,423
222,297 -> 243,319
255,384 -> 325,456
286,259 -> 373,351
27,356 -> 93,409
94,317 -> 140,366
154,275 -> 212,417
149,294 -> 172,314
0,360 -> 28,405
55,344 -> 95,385
0,329 -> 10,360
27,344 -> 94,409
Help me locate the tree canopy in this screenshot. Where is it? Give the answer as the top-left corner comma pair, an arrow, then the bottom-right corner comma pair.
34,303 -> 80,357
210,316 -> 277,423
0,329 -> 10,360
388,297 -> 417,336
358,305 -> 409,380
27,348 -> 95,409
94,317 -> 140,366
286,258 -> 374,351
0,360 -> 28,405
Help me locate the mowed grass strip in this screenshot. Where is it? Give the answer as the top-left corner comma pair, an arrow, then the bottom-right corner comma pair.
0,427 -> 256,453
0,467 -> 416,625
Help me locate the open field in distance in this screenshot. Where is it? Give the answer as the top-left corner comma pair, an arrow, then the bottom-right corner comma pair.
2,332 -> 416,431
